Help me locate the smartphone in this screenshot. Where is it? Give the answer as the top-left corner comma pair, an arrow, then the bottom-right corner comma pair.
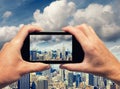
21,32 -> 84,64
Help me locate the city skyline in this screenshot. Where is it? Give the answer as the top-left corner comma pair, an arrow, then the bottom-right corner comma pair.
30,45 -> 72,61
1,0 -> 120,88
29,65 -> 118,89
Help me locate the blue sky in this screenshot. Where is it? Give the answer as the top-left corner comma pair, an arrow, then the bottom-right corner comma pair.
0,0 -> 55,26
0,0 -> 120,60
0,0 -> 113,26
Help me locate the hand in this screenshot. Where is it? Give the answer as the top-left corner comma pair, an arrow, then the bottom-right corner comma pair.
60,24 -> 120,85
0,25 -> 50,88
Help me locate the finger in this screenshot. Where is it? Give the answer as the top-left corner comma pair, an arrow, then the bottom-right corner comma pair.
20,62 -> 50,75
62,26 -> 87,48
88,26 -> 99,38
76,24 -> 91,37
60,63 -> 85,72
11,25 -> 43,49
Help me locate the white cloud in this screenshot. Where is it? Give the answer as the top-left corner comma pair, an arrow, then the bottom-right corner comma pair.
0,24 -> 24,48
110,45 -> 120,60
70,3 -> 120,41
0,26 -> 18,42
2,11 -> 12,19
32,0 -> 76,31
32,0 -> 120,41
0,0 -> 120,49
110,45 -> 120,52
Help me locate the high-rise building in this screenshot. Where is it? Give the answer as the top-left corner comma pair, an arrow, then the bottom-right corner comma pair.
18,74 -> 30,89
76,74 -> 82,88
62,45 -> 65,60
57,49 -> 60,59
52,50 -> 57,59
30,73 -> 37,83
68,72 -> 74,88
60,52 -> 62,59
89,74 -> 94,86
38,54 -> 44,61
98,77 -> 105,89
36,79 -> 48,89
31,81 -> 36,89
30,50 -> 37,61
60,69 -> 65,81
94,75 -> 99,87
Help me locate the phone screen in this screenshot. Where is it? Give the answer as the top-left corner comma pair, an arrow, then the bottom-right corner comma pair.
30,34 -> 72,61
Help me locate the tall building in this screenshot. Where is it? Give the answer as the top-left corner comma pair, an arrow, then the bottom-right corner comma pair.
57,49 -> 61,59
94,75 -> 99,87
36,79 -> 48,89
38,54 -> 44,61
30,50 -> 37,61
52,50 -> 57,59
68,72 -> 74,88
60,52 -> 62,59
30,73 -> 37,83
98,77 -> 105,88
18,74 -> 30,89
31,81 -> 36,89
89,74 -> 94,86
60,69 -> 65,81
62,45 -> 65,60
76,74 -> 82,88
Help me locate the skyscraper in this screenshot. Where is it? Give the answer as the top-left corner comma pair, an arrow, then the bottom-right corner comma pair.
36,79 -> 48,89
18,74 -> 30,89
76,74 -> 82,88
89,74 -> 94,86
68,72 -> 74,88
60,69 -> 65,81
31,81 -> 36,89
30,50 -> 37,61
62,45 -> 65,60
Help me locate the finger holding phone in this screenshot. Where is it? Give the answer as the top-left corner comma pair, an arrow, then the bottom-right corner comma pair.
0,25 -> 50,88
60,24 -> 120,85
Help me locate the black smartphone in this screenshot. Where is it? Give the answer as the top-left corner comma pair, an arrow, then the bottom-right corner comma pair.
21,32 -> 84,64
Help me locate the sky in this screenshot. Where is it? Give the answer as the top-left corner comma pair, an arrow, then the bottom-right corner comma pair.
0,0 -> 120,60
30,35 -> 72,51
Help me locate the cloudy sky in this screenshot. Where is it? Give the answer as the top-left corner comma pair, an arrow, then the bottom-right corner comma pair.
30,35 -> 72,52
0,0 -> 120,60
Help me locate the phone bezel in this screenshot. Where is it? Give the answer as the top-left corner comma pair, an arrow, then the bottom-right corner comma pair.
21,32 -> 84,64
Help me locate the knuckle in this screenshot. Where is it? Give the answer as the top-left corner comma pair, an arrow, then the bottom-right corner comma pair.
86,44 -> 97,54
81,23 -> 87,27
21,25 -> 27,29
81,24 -> 88,29
11,39 -> 19,45
74,28 -> 80,34
76,24 -> 88,31
3,42 -> 10,47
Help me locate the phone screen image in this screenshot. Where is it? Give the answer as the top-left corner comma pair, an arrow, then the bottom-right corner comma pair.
30,34 -> 72,62
21,32 -> 84,63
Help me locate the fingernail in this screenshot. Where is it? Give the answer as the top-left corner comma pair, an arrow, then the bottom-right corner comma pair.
44,64 -> 51,70
60,64 -> 65,69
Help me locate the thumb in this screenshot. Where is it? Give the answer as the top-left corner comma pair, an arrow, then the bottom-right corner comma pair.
60,63 -> 85,72
20,61 -> 50,75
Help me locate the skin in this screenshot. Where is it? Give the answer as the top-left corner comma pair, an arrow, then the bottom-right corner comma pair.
0,24 -> 120,88
60,24 -> 120,85
0,25 -> 50,88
